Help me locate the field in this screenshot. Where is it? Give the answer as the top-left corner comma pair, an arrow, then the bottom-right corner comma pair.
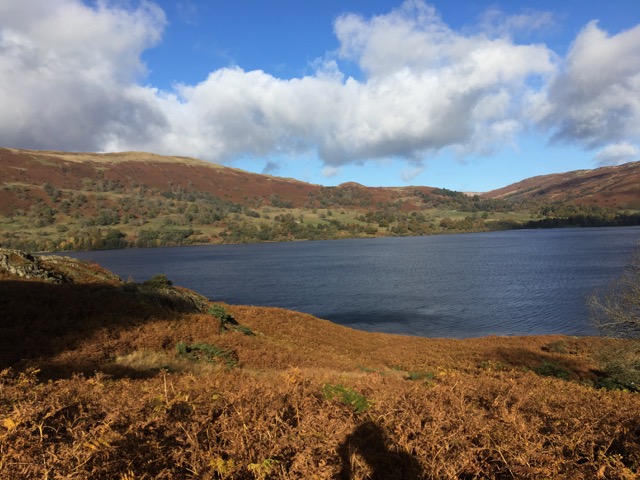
1,251 -> 639,479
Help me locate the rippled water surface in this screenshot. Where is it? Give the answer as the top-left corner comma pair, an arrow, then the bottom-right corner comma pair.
68,227 -> 640,338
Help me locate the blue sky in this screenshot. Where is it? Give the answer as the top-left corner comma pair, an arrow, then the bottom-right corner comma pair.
1,1 -> 639,192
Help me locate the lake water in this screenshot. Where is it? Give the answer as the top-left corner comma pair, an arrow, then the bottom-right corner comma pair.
67,227 -> 640,338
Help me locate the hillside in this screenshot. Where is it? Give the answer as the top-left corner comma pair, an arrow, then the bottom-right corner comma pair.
0,250 -> 639,479
1,147 -> 639,251
483,161 -> 640,209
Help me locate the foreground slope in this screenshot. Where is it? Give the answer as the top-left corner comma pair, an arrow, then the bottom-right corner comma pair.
0,250 -> 638,479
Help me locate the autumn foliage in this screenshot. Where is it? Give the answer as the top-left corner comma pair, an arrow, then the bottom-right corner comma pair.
1,253 -> 639,479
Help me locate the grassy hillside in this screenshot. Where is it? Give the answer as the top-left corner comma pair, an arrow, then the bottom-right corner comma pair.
1,250 -> 639,478
2,147 -> 639,252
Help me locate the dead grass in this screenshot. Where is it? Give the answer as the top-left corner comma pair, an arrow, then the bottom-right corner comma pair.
1,256 -> 639,478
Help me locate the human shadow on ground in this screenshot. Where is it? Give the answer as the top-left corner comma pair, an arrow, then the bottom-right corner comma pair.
336,421 -> 424,480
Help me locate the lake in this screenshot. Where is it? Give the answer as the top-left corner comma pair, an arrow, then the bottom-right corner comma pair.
67,226 -> 640,338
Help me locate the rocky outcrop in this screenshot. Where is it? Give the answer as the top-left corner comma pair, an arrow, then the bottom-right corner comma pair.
0,248 -> 210,313
0,249 -> 70,283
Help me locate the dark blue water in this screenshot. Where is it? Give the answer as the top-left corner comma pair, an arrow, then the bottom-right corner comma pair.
67,227 -> 640,338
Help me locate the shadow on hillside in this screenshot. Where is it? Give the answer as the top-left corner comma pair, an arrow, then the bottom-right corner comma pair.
0,280 -> 201,379
336,421 -> 423,480
490,347 -> 594,382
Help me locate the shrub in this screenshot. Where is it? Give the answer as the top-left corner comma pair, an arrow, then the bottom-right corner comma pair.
593,344 -> 640,392
143,274 -> 173,289
589,246 -> 640,391
209,304 -> 235,321
209,304 -> 255,336
589,247 -> 640,338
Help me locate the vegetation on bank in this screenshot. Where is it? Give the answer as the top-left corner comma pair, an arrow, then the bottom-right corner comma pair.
589,246 -> 640,392
2,177 -> 639,252
1,251 -> 639,478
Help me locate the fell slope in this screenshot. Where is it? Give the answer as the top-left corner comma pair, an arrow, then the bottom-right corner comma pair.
0,147 -> 431,213
0,147 -> 317,212
483,161 -> 640,208
1,251 -> 638,479
2,147 -> 640,252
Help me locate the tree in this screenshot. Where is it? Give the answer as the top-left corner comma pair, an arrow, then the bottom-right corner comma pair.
589,246 -> 640,391
589,246 -> 640,338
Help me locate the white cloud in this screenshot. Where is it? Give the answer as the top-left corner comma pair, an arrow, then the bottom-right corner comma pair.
594,142 -> 640,166
1,0 -> 637,177
538,21 -> 640,149
0,0 -> 167,151
155,1 -> 553,165
0,0 -> 556,167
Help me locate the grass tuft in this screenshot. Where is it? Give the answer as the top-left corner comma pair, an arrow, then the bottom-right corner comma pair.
176,341 -> 238,368
322,383 -> 370,414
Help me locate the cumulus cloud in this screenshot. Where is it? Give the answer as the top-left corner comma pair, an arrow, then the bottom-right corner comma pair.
1,0 -> 638,175
536,21 -> 640,150
594,142 -> 640,166
149,0 -> 554,165
0,0 -> 167,151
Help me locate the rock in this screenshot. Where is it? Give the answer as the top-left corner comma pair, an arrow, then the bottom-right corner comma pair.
0,249 -> 71,283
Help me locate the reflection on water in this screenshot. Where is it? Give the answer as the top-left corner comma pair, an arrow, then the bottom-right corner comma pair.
68,226 -> 640,338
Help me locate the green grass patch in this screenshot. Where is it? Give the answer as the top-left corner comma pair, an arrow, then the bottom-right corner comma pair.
176,341 -> 238,368
541,340 -> 569,354
322,383 -> 370,414
533,361 -> 570,380
406,370 -> 436,382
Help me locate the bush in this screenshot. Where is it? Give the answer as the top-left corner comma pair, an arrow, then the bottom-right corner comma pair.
208,304 -> 255,336
143,274 -> 173,289
589,247 -> 640,338
589,246 -> 640,390
208,304 -> 235,323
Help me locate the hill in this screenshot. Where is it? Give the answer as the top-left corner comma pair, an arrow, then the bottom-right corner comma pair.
483,161 -> 640,209
1,147 -> 639,251
0,249 -> 638,478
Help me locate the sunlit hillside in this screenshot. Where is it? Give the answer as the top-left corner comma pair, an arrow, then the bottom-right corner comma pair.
1,147 -> 639,251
